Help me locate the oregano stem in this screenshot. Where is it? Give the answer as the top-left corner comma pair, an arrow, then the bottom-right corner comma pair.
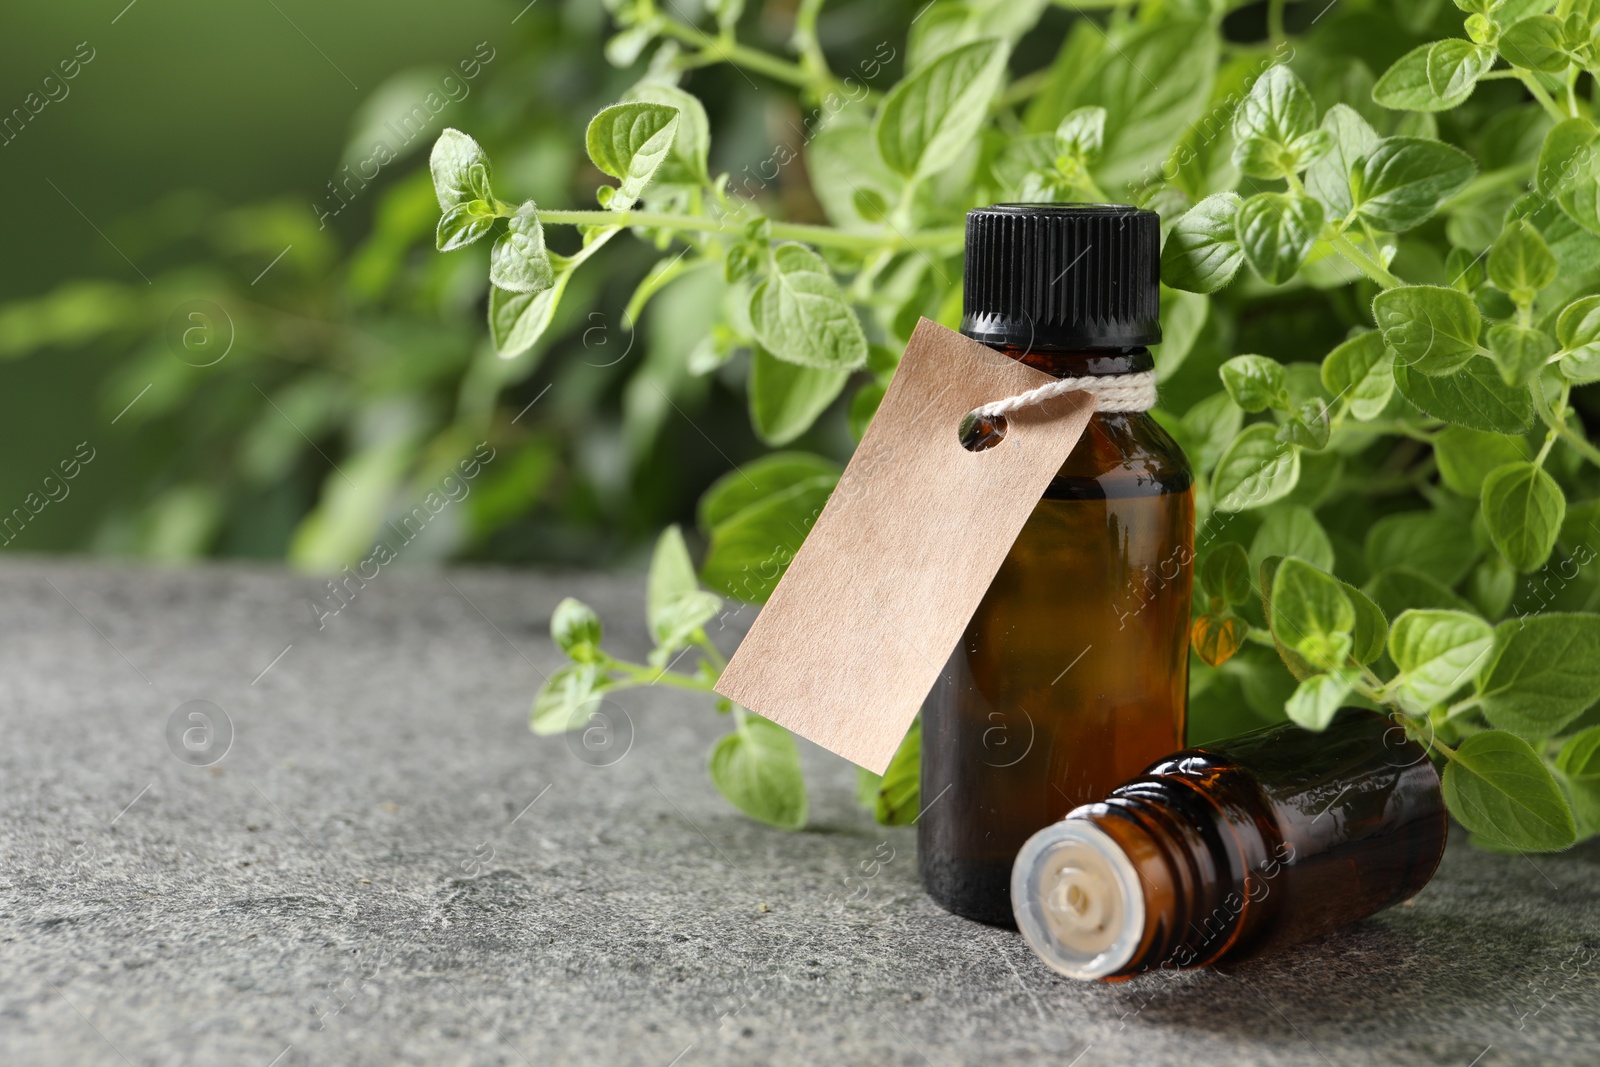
655,16 -> 863,98
1532,377 -> 1600,467
694,632 -> 727,674
535,209 -> 963,253
1329,233 -> 1402,289
998,69 -> 1051,108
1517,72 -> 1571,122
1244,626 -> 1277,647
613,662 -> 717,692
791,0 -> 833,83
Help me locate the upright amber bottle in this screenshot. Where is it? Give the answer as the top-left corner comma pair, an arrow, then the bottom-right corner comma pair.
920,205 -> 1194,926
1011,709 -> 1449,979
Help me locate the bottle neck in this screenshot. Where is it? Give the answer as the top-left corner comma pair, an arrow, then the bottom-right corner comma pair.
1084,767 -> 1277,977
964,341 -> 1154,380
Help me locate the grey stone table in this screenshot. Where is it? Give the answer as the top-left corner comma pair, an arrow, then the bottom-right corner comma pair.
2,560 -> 1597,1067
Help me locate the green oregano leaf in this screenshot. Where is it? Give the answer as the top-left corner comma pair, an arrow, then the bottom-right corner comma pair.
1469,554 -> 1518,620
624,82 -> 711,184
1248,505 -> 1335,574
1270,556 -> 1355,668
1344,581 -> 1390,665
1285,669 -> 1356,731
1433,425 -> 1533,497
1373,284 -> 1483,377
748,346 -> 850,446
697,452 -> 840,533
1442,731 -> 1577,851
1556,294 -> 1600,381
1392,356 -> 1534,434
1237,191 -> 1324,285
1200,541 -> 1253,605
1374,44 -> 1471,112
1477,613 -> 1600,737
1486,323 -> 1556,386
1263,557 -> 1386,669
585,102 -> 681,211
1161,192 -> 1245,293
1366,510 -> 1481,587
605,24 -> 655,67
1153,286 -> 1208,381
1276,399 -> 1332,451
1211,423 -> 1300,511
1232,65 -> 1329,180
1174,391 -> 1243,472
531,663 -> 606,735
1351,137 -> 1477,233
430,127 -> 493,210
550,597 -> 603,662
1366,566 -> 1476,619
749,244 -> 869,370
708,713 -> 807,830
700,470 -> 836,604
1426,39 -> 1496,102
1558,174 -> 1600,237
647,524 -> 722,663
1499,14 -> 1570,72
1557,294 -> 1600,349
1321,330 -> 1394,420
1388,608 -> 1494,712
875,39 -> 1008,180
1068,17 -> 1220,184
488,201 -> 556,294
1491,0 -> 1547,25
488,272 -> 570,360
1481,461 -> 1566,572
1555,726 -> 1600,832
1488,219 -> 1559,300
1055,106 -> 1106,162
1219,354 -> 1290,412
874,718 -> 922,826
437,201 -> 495,252
1535,118 -> 1598,198
1305,104 -> 1379,219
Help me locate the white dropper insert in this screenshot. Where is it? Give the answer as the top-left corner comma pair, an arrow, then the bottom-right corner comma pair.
1011,818 -> 1144,980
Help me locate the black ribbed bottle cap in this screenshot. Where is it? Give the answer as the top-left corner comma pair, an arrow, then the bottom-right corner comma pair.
961,204 -> 1161,350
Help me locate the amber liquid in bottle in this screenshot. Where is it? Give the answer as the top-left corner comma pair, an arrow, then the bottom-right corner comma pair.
1012,709 -> 1449,979
919,343 -> 1195,927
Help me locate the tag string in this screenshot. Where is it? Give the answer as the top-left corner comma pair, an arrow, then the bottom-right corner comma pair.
970,370 -> 1158,419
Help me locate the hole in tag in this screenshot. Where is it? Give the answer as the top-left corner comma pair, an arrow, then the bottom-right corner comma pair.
958,411 -> 1007,452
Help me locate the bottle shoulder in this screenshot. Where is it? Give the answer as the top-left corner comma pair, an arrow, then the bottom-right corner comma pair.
1045,412 -> 1193,501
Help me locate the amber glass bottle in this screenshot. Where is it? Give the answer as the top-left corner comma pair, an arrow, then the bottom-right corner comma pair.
1011,708 -> 1449,979
920,205 -> 1194,926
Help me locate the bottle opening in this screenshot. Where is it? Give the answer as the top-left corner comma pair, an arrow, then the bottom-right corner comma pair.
1011,819 -> 1143,980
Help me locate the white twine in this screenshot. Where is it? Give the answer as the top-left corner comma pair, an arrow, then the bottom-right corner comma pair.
970,370 -> 1158,419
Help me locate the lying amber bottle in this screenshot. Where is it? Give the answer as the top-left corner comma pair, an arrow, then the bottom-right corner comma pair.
1011,708 -> 1447,979
921,204 -> 1194,925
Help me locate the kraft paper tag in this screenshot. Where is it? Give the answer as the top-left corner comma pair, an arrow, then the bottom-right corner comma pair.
715,318 -> 1096,773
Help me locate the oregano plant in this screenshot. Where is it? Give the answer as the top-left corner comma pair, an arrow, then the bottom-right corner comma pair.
428,0 -> 1600,850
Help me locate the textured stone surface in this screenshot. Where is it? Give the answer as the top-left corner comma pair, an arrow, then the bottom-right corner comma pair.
1,559 -> 1596,1067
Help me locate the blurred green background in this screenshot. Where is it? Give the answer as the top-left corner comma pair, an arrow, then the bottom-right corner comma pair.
0,0 -> 1430,574
0,0 -> 916,569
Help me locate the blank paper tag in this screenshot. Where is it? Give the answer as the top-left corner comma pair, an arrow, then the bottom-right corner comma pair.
715,318 -> 1095,773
